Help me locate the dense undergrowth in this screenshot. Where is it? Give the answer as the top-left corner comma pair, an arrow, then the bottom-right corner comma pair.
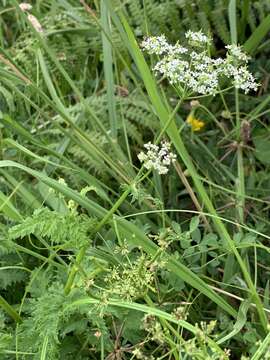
1,0 -> 270,359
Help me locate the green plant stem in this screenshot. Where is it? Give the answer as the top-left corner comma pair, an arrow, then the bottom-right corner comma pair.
223,89 -> 244,288
198,104 -> 227,136
174,161 -> 211,232
0,295 -> 21,323
236,145 -> 245,227
155,97 -> 184,144
235,89 -> 245,228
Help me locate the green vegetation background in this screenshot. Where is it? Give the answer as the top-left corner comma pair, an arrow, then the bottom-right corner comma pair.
1,0 -> 270,359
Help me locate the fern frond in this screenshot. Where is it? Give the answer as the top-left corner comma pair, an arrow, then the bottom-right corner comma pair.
0,225 -> 16,256
17,283 -> 113,359
9,207 -> 96,247
210,0 -> 230,44
0,261 -> 27,290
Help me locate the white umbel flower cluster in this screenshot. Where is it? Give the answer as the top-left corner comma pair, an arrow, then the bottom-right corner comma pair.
138,142 -> 176,175
223,64 -> 257,93
141,35 -> 171,55
141,31 -> 258,95
141,35 -> 188,55
225,44 -> 250,62
185,30 -> 211,45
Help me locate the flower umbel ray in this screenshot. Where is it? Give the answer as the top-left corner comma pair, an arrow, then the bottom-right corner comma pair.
186,114 -> 205,132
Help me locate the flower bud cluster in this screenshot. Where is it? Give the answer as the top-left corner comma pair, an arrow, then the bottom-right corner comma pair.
19,2 -> 43,33
138,142 -> 176,175
185,30 -> 211,45
19,3 -> 32,11
141,31 -> 258,95
141,34 -> 188,55
104,255 -> 154,301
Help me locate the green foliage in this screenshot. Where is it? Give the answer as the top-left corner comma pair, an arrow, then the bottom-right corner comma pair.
9,207 -> 96,247
0,0 -> 270,359
0,225 -> 27,290
123,0 -> 270,48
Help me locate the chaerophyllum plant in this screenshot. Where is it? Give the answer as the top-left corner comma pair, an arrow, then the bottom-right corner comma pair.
141,31 -> 258,96
137,30 -> 258,175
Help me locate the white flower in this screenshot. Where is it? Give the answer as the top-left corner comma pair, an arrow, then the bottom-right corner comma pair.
224,64 -> 258,93
190,70 -> 219,95
138,142 -> 176,175
185,30 -> 211,45
154,52 -> 219,94
19,3 -> 32,12
167,43 -> 188,55
225,44 -> 250,62
141,32 -> 258,95
141,35 -> 170,55
154,57 -> 189,84
141,36 -> 187,56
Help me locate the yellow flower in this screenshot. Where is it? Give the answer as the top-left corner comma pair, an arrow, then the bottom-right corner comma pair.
186,114 -> 205,132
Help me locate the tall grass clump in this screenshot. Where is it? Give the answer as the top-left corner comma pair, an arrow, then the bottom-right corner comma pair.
1,0 -> 270,359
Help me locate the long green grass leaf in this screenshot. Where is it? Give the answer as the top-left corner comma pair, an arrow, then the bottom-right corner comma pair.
251,332 -> 270,360
0,190 -> 22,221
228,0 -> 237,44
244,15 -> 270,54
64,297 -> 228,355
217,300 -> 249,344
101,0 -> 118,139
0,295 -> 21,323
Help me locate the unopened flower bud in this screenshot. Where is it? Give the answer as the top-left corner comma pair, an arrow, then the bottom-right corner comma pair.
221,110 -> 232,119
190,100 -> 200,108
19,3 -> 32,12
27,14 -> 43,33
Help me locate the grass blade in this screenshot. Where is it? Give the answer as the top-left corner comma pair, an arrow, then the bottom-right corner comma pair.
0,295 -> 21,323
217,300 -> 249,344
101,0 -> 118,139
244,15 -> 270,54
228,0 -> 237,44
0,189 -> 22,221
65,296 -> 229,355
251,332 -> 270,360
